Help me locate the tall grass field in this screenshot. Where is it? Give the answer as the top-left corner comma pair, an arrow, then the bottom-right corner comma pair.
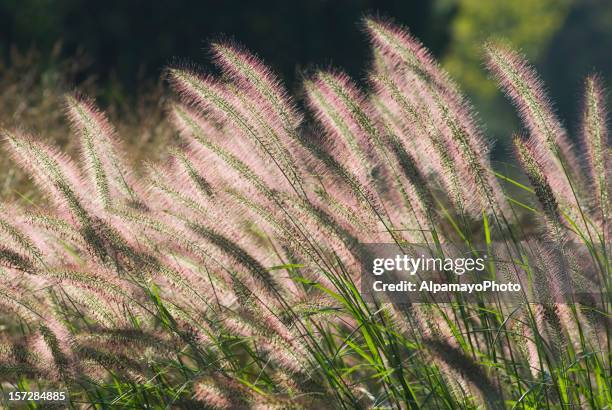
0,17 -> 609,409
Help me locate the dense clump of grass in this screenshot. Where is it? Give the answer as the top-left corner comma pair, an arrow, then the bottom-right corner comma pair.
0,17 -> 609,409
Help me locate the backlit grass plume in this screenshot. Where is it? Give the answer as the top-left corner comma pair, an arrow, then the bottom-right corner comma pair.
485,43 -> 583,202
0,17 -> 609,409
581,75 -> 610,237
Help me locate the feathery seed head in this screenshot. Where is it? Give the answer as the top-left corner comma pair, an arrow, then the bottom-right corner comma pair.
4,130 -> 92,222
581,74 -> 610,227
514,136 -> 561,228
211,41 -> 301,129
304,71 -> 379,184
364,17 -> 463,104
485,42 -> 581,179
65,94 -> 140,209
194,380 -> 234,409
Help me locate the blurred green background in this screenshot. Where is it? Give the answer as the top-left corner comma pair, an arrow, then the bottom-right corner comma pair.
0,0 -> 610,156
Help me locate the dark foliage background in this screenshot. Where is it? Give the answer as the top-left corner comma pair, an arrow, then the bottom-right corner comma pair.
0,1 -> 451,92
